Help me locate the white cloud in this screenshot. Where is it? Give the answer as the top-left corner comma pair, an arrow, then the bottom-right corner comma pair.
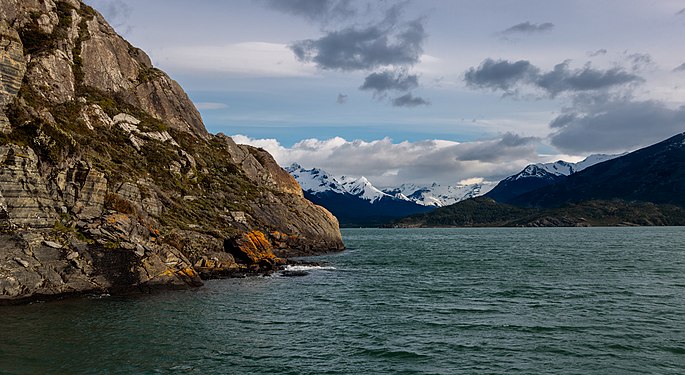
231,134 -> 572,187
153,42 -> 318,77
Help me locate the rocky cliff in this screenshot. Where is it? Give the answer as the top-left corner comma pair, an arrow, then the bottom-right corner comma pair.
0,0 -> 344,303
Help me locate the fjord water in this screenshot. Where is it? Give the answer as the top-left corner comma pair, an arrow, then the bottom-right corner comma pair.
1,228 -> 684,374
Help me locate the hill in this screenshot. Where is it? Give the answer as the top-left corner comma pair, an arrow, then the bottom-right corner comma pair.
395,133 -> 685,228
0,0 -> 343,303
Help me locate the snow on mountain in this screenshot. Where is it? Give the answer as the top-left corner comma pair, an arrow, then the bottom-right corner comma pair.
285,164 -> 346,194
339,175 -> 391,203
384,182 -> 496,207
286,163 -> 491,207
512,154 -> 622,181
573,153 -> 625,172
286,164 -> 392,203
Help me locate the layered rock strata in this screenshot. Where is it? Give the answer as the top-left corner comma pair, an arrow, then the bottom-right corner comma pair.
0,0 -> 343,303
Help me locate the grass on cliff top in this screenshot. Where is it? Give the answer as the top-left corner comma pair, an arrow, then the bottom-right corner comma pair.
6,2 -> 275,237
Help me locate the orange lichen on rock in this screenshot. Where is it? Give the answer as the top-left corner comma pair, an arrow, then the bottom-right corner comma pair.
223,230 -> 284,268
240,230 -> 277,262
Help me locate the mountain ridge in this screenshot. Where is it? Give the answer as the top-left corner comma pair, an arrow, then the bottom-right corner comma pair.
395,133 -> 685,227
486,153 -> 621,203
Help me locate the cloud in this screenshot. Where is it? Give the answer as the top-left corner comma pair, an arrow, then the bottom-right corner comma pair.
500,21 -> 554,35
392,93 -> 429,107
536,61 -> 642,96
87,0 -> 133,34
677,8 -> 685,16
549,98 -> 685,153
194,102 -> 228,110
231,133 -> 543,186
624,52 -> 653,71
360,70 -> 419,94
589,49 -> 608,57
464,58 -> 642,97
464,59 -> 539,94
262,0 -> 355,24
674,63 -> 685,72
336,93 -> 348,104
153,42 -> 317,77
287,2 -> 430,107
291,18 -> 426,71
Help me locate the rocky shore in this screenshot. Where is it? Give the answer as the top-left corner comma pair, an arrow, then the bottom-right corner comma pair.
0,0 -> 344,304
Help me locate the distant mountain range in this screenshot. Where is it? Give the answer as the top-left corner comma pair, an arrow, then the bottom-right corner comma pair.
486,154 -> 621,203
509,132 -> 685,208
395,132 -> 685,227
285,164 -> 494,226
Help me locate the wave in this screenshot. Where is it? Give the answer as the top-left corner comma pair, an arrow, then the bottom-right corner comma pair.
284,265 -> 337,272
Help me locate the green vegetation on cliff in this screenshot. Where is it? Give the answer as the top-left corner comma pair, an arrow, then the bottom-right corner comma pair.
395,197 -> 685,228
0,0 -> 343,303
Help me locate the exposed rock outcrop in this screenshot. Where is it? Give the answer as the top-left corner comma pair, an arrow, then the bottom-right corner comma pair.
0,0 -> 343,304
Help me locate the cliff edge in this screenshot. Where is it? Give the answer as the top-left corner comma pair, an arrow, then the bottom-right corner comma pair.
0,0 -> 343,303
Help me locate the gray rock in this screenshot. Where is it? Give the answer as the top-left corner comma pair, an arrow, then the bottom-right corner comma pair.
43,240 -> 63,249
13,257 -> 29,268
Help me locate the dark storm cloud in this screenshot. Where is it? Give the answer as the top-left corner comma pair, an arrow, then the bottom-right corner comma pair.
285,2 -> 430,108
464,59 -> 539,93
392,93 -> 429,107
549,99 -> 685,153
501,21 -> 554,35
262,0 -> 355,23
291,18 -> 426,71
360,71 -> 419,94
535,61 -> 642,96
674,63 -> 685,72
465,59 -> 642,97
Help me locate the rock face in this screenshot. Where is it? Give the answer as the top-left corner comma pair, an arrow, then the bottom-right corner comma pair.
0,0 -> 343,303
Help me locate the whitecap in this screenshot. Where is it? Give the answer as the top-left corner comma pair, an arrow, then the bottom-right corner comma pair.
284,265 -> 336,272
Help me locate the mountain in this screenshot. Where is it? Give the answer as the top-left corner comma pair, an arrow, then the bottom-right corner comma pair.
286,164 -> 433,226
0,0 -> 343,303
394,197 -> 685,228
287,163 -> 493,207
486,154 -> 620,203
511,133 -> 685,208
384,181 -> 495,207
395,133 -> 685,227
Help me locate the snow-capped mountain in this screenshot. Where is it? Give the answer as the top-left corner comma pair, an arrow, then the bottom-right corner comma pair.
339,176 -> 390,203
486,153 -> 622,203
285,164 -> 434,226
286,164 -> 393,203
285,164 -> 498,226
515,154 -> 622,180
286,164 -> 492,208
285,164 -> 346,195
384,181 -> 496,207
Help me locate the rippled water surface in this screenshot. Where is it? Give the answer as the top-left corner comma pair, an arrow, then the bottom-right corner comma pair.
1,227 -> 684,374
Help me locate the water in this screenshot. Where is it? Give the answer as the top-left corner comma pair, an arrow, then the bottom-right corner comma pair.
1,227 -> 684,374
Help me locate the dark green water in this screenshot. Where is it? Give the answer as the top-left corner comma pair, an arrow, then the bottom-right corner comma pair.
1,228 -> 684,374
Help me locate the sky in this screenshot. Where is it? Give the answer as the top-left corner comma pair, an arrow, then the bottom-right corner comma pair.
83,0 -> 685,187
